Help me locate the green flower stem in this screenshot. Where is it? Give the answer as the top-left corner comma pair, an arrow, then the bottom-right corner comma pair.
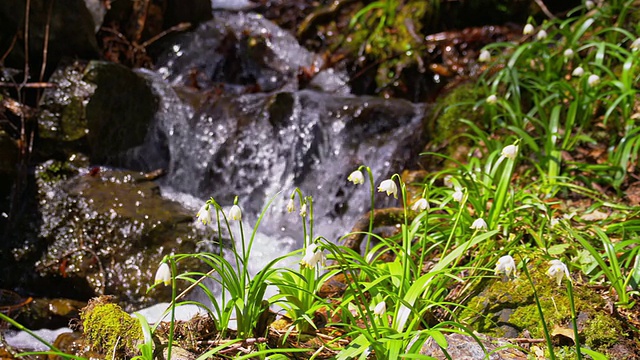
167,257 -> 178,360
521,257 -> 556,360
360,166 -> 375,255
567,278 -> 583,359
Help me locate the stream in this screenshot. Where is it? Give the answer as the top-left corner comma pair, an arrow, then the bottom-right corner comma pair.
0,6 -> 430,328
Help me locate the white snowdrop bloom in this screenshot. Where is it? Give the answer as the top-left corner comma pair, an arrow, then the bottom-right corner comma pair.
154,262 -> 171,286
588,74 -> 600,86
536,29 -> 548,40
411,198 -> 429,212
373,301 -> 386,316
300,243 -> 325,269
563,48 -> 574,58
585,0 -> 595,10
495,255 -> 517,278
229,204 -> 242,221
452,188 -> 464,202
523,24 -> 534,35
444,175 -> 454,188
478,49 -> 491,62
348,170 -> 365,185
501,144 -> 519,160
549,217 -> 559,228
378,179 -> 398,198
300,203 -> 307,217
486,94 -> 498,105
631,38 -> 640,51
470,218 -> 488,230
547,259 -> 571,286
196,204 -> 211,225
572,66 -> 585,77
286,198 -> 295,213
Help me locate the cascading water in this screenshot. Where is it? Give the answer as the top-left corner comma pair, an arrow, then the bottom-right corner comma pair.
135,11 -> 430,246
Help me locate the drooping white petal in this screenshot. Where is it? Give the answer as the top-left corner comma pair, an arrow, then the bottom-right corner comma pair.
373,301 -> 386,316
229,204 -> 242,221
470,218 -> 488,230
478,49 -> 491,62
495,255 -> 517,278
547,259 -> 571,286
348,170 -> 365,185
286,199 -> 295,213
300,243 -> 325,269
501,144 -> 519,160
300,203 -> 307,217
452,188 -> 464,202
536,29 -> 548,40
486,94 -> 498,105
154,262 -> 171,286
411,198 -> 429,212
523,24 -> 534,35
377,179 -> 398,198
196,204 -> 212,225
588,74 -> 600,86
563,48 -> 574,58
572,66 -> 584,77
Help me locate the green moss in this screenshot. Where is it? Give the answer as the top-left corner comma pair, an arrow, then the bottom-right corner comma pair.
430,82 -> 482,144
583,312 -> 625,349
461,252 -> 627,353
81,297 -> 143,358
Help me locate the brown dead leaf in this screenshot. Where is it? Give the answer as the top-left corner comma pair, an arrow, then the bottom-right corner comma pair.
552,324 -> 576,344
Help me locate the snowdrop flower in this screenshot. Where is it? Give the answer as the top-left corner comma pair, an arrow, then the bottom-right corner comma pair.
501,144 -> 519,160
300,203 -> 307,217
563,48 -> 574,58
452,188 -> 464,202
470,218 -> 488,230
378,179 -> 398,198
229,204 -> 242,221
549,217 -> 559,228
572,66 -> 584,77
154,262 -> 171,286
478,49 -> 491,62
196,204 -> 211,225
523,24 -> 534,35
631,38 -> 640,51
486,94 -> 498,105
585,0 -> 595,10
495,255 -> 517,278
588,74 -> 600,86
547,259 -> 571,286
444,175 -> 454,188
348,170 -> 365,185
286,198 -> 295,213
300,243 -> 325,269
536,29 -> 548,40
572,67 -> 585,77
373,301 -> 386,316
411,198 -> 429,212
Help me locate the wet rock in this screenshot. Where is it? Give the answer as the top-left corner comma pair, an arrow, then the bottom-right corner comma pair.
0,0 -> 99,78
14,298 -> 86,330
83,61 -> 159,168
3,159 -> 213,311
0,129 -> 18,199
37,61 -> 95,159
420,332 -> 527,359
156,11 -> 349,94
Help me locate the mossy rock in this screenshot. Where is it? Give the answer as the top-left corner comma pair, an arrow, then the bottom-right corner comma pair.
460,252 -> 628,355
80,296 -> 143,358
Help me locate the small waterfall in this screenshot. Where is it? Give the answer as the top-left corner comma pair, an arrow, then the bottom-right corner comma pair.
129,11 -> 430,245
